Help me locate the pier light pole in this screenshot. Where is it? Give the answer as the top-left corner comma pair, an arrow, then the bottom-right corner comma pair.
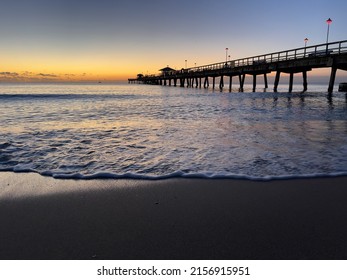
304,38 -> 308,56
326,18 -> 332,44
228,55 -> 231,62
225,48 -> 229,63
185,60 -> 187,69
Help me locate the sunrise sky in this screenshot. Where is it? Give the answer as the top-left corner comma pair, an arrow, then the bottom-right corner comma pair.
1,0 -> 347,82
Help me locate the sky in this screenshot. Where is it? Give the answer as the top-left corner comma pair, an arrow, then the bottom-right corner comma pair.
0,0 -> 347,82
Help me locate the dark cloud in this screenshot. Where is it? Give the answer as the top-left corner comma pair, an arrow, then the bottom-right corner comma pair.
0,72 -> 19,76
0,71 -> 80,81
37,73 -> 58,77
0,71 -> 61,81
22,71 -> 34,75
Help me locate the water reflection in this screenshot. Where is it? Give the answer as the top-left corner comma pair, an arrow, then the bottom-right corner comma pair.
327,93 -> 334,109
300,95 -> 305,103
287,96 -> 292,108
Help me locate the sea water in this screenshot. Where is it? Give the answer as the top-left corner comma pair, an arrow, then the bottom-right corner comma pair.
0,82 -> 347,180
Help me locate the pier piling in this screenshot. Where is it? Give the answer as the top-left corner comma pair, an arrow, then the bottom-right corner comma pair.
289,73 -> 294,93
328,67 -> 337,93
204,77 -> 209,88
220,75 -> 224,90
239,74 -> 246,90
303,71 -> 307,92
264,74 -> 268,89
274,71 -> 281,92
252,75 -> 257,92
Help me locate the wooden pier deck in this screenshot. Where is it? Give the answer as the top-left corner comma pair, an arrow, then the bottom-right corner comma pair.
129,40 -> 347,93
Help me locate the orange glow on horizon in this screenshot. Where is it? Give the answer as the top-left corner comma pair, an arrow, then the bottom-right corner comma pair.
0,47 -> 164,82
1,67 -> 346,83
1,49 -> 346,83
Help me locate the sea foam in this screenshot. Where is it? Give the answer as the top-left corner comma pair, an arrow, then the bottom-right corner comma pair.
1,83 -> 347,182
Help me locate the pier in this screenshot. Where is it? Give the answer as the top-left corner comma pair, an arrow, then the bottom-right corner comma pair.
129,40 -> 347,93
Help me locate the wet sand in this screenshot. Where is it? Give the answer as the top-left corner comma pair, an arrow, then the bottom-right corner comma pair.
1,172 -> 347,260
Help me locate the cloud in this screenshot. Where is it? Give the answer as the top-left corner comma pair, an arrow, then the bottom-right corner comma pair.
0,71 -> 89,82
22,71 -> 34,76
37,73 -> 58,77
0,71 -> 59,81
0,72 -> 19,76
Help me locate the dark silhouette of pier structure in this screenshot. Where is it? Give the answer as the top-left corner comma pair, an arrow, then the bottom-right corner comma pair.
129,40 -> 347,93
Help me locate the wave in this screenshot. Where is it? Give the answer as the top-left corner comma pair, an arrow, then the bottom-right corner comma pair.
2,167 -> 347,181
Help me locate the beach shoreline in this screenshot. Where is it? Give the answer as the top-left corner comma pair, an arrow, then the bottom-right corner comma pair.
1,171 -> 347,260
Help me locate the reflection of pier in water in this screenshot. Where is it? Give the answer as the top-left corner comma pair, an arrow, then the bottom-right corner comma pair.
129,40 -> 347,93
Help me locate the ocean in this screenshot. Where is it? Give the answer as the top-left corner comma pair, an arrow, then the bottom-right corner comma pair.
0,82 -> 346,180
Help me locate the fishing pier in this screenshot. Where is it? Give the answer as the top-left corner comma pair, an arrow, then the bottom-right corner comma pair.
129,40 -> 347,93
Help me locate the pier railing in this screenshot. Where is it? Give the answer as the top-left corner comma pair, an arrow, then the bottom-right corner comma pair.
152,40 -> 347,77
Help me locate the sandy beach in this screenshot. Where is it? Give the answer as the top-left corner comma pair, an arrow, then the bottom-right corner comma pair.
1,172 -> 347,260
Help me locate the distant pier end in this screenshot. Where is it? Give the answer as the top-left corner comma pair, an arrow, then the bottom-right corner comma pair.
129,40 -> 347,93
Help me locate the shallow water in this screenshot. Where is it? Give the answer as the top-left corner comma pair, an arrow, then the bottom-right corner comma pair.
0,82 -> 347,179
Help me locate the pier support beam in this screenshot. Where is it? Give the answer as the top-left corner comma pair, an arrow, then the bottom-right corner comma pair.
199,77 -> 202,88
289,73 -> 294,93
219,75 -> 224,90
274,71 -> 281,92
195,77 -> 199,88
252,74 -> 257,92
174,79 -> 177,87
302,71 -> 307,92
180,78 -> 185,87
204,77 -> 209,88
229,76 -> 232,92
328,67 -> 337,93
212,77 -> 216,89
264,74 -> 268,89
239,74 -> 245,90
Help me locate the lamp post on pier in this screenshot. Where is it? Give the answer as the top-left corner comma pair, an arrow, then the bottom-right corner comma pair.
225,48 -> 229,63
185,60 -> 187,69
304,38 -> 309,57
326,18 -> 332,44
